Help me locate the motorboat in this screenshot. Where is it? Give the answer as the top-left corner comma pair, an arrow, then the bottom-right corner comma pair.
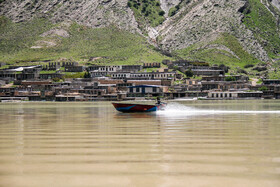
112,102 -> 167,112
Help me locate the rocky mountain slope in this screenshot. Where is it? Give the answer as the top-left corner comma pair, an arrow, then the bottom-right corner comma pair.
0,0 -> 140,32
0,0 -> 280,77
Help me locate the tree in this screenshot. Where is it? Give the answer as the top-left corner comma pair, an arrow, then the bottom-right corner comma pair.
84,72 -> 91,78
127,1 -> 132,7
258,86 -> 268,91
185,69 -> 193,78
159,10 -> 165,16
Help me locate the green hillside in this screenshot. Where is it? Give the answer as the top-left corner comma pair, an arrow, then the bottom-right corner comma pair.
240,0 -> 280,58
175,33 -> 261,67
0,16 -> 170,65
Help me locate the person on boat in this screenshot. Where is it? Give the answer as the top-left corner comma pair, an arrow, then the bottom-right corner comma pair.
156,97 -> 161,105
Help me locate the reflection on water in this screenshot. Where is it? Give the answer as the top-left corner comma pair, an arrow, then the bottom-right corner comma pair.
0,101 -> 280,187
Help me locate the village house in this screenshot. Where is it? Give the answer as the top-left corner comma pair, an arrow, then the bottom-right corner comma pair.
127,80 -> 162,86
263,79 -> 280,85
87,65 -> 142,78
127,85 -> 165,98
261,79 -> 280,99
55,94 -> 83,102
0,66 -> 41,80
42,62 -> 61,71
40,73 -> 63,80
65,65 -> 85,72
201,75 -> 249,82
173,84 -> 189,92
110,71 -> 176,80
185,79 -> 202,91
0,87 -> 16,97
201,80 -> 251,91
94,78 -> 123,85
19,80 -> 53,92
163,59 -> 225,77
208,91 -> 263,99
164,59 -> 209,69
62,62 -> 79,67
192,69 -> 225,76
88,66 -> 121,78
143,62 -> 161,68
121,65 -> 142,72
275,86 -> 280,99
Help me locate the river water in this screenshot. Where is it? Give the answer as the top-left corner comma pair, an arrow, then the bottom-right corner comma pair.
0,100 -> 280,187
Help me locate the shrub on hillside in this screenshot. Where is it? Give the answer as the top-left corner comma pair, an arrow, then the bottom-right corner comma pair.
185,69 -> 193,78
258,86 -> 268,91
225,76 -> 237,81
244,64 -> 254,68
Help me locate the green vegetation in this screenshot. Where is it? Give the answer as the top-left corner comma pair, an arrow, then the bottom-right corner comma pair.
39,70 -> 56,74
256,79 -> 263,84
258,86 -> 268,91
175,33 -> 261,68
168,0 -> 191,17
0,17 -> 171,65
0,17 -> 53,64
63,72 -> 86,79
241,0 -> 280,58
140,68 -> 159,72
174,80 -> 184,85
185,69 -> 193,78
127,0 -> 165,27
225,76 -> 237,81
52,77 -> 62,82
268,71 -> 280,79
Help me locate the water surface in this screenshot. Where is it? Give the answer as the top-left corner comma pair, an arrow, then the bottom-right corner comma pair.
0,100 -> 280,187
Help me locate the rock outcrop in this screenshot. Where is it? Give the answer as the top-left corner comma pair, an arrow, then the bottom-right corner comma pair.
159,0 -> 181,15
271,0 -> 280,11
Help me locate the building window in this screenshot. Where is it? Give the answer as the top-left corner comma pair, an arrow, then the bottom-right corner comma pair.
130,87 -> 133,93
225,93 -> 227,97
142,87 -> 145,93
229,93 -> 232,97
136,87 -> 140,92
216,93 -> 219,98
153,87 -> 157,92
212,93 -> 214,97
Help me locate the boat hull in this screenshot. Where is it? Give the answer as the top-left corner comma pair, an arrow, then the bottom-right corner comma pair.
112,103 -> 159,112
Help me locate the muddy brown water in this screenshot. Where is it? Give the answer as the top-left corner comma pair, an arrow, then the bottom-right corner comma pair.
0,100 -> 280,187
